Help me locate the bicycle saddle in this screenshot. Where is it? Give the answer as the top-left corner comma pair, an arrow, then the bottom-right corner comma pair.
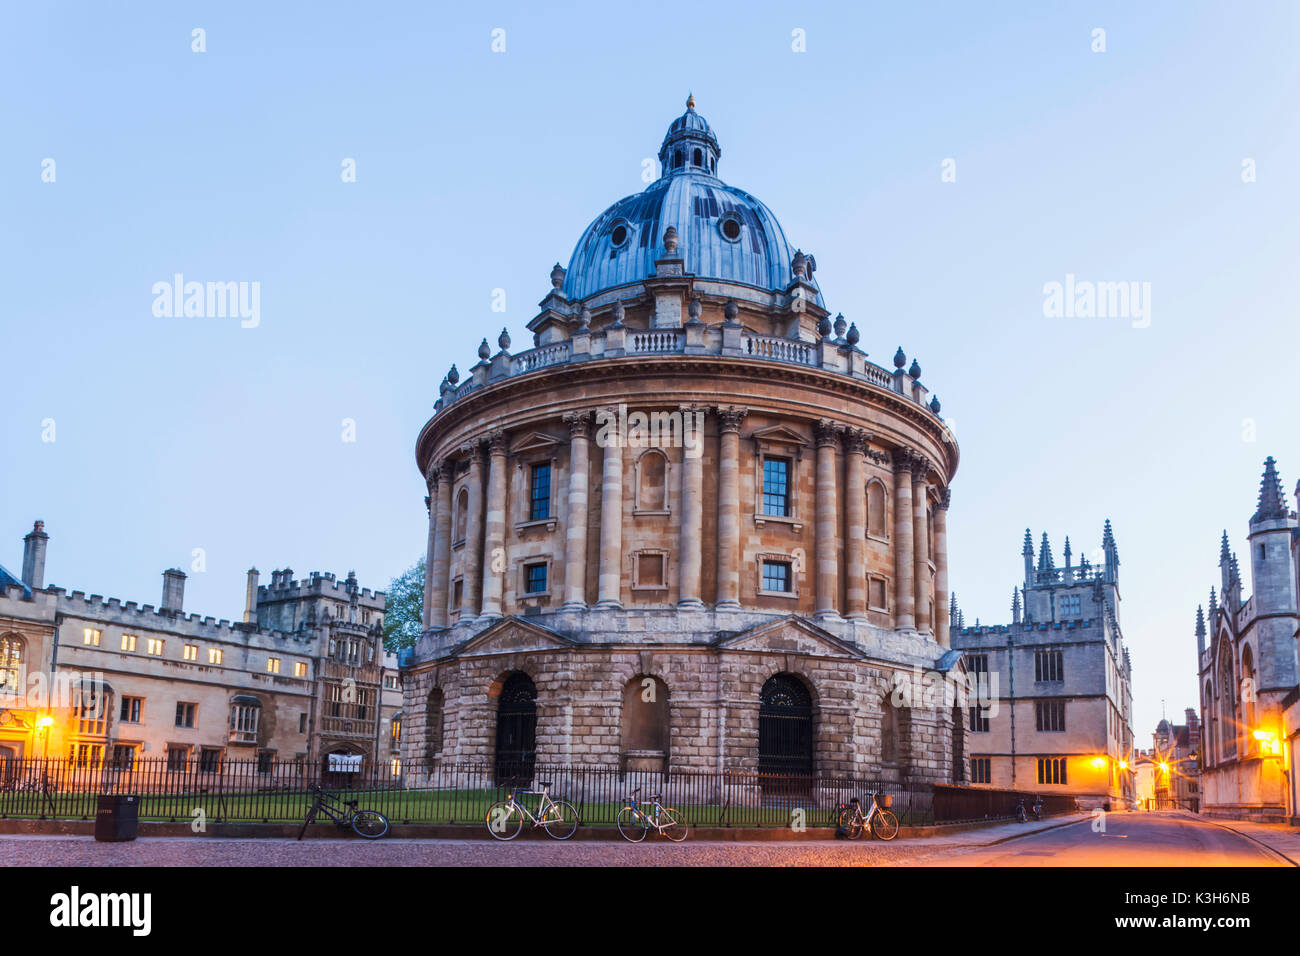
536,780 -> 551,788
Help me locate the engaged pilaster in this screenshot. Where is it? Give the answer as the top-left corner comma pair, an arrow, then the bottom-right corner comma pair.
934,487 -> 951,647
843,429 -> 870,621
911,456 -> 931,634
460,441 -> 487,619
596,409 -> 624,609
426,460 -> 454,628
892,448 -> 916,629
715,406 -> 747,609
678,405 -> 706,609
479,430 -> 508,620
562,412 -> 592,609
814,420 -> 841,619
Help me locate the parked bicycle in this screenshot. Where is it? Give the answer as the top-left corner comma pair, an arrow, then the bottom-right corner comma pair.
485,781 -> 580,840
837,791 -> 899,841
616,787 -> 687,843
1015,795 -> 1043,823
297,785 -> 390,840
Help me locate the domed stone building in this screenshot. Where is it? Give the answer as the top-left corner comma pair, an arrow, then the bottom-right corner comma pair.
400,98 -> 966,788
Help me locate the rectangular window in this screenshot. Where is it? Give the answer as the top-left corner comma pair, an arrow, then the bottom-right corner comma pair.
1059,594 -> 1081,618
971,757 -> 991,784
208,648 -> 223,665
529,463 -> 551,521
257,751 -> 273,774
868,577 -> 888,611
299,713 -> 308,734
183,644 -> 198,661
83,628 -> 101,646
524,562 -> 548,594
175,702 -> 196,728
1034,650 -> 1064,682
1035,699 -> 1066,732
111,745 -> 135,770
295,661 -> 308,678
147,637 -> 164,656
1037,757 -> 1068,785
198,748 -> 222,773
120,696 -> 143,723
966,655 -> 991,732
120,634 -> 137,652
384,674 -> 398,689
452,578 -> 463,609
73,688 -> 107,735
762,458 -> 791,517
761,560 -> 792,593
267,657 -> 281,674
69,743 -> 103,769
166,746 -> 189,772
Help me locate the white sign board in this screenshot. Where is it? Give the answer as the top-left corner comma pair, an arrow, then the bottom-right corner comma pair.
327,753 -> 362,773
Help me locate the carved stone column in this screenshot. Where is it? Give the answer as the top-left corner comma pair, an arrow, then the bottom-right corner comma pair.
678,405 -> 705,609
460,441 -> 486,619
911,457 -> 931,634
892,448 -> 916,629
715,406 -> 747,609
562,412 -> 592,610
426,460 -> 454,628
596,410 -> 624,609
479,430 -> 508,620
843,429 -> 870,621
814,420 -> 841,618
934,487 -> 951,647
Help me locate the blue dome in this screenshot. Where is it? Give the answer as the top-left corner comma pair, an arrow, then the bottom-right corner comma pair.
562,99 -> 824,307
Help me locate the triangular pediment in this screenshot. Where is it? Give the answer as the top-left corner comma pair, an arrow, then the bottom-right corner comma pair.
713,615 -> 863,659
455,616 -> 576,658
749,424 -> 808,447
509,431 -> 564,455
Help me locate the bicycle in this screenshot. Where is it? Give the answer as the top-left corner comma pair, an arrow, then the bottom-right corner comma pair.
616,787 -> 687,843
837,791 -> 899,841
297,785 -> 390,840
485,781 -> 580,840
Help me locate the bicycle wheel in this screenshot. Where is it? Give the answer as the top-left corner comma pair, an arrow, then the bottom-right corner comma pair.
486,801 -> 524,840
352,810 -> 389,839
871,809 -> 899,841
837,807 -> 864,840
542,800 -> 580,840
658,807 -> 687,842
616,806 -> 648,843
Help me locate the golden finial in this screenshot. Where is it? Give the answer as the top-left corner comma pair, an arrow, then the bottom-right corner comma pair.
686,92 -> 695,110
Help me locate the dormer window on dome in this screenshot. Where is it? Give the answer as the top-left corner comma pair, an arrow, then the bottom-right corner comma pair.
658,94 -> 721,180
609,218 -> 631,250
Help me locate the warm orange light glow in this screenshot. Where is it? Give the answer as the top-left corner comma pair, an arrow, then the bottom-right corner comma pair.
36,716 -> 54,730
1254,729 -> 1281,756
1159,762 -> 1169,773
1091,757 -> 1107,769
1118,760 -> 1128,769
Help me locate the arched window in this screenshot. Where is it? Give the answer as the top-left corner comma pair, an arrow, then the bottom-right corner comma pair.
454,489 -> 469,543
673,148 -> 683,169
0,634 -> 24,697
1218,647 -> 1236,759
692,148 -> 702,166
1203,680 -> 1215,765
758,674 -> 813,777
425,688 -> 444,759
494,672 -> 537,784
635,449 -> 668,512
866,481 -> 887,537
620,676 -> 670,772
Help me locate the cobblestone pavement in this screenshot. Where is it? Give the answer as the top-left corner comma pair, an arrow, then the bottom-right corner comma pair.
0,835 -> 963,867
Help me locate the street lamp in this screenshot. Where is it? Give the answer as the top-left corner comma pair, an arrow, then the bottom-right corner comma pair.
1253,729 -> 1281,757
35,715 -> 54,758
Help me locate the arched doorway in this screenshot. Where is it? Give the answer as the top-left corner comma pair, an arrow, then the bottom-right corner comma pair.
758,674 -> 813,778
494,673 -> 537,784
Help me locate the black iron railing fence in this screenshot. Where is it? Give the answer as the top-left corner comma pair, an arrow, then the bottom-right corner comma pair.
0,757 -> 1077,828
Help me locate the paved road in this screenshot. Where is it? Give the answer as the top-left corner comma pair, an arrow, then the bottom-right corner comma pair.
908,812 -> 1290,867
0,812 -> 1287,866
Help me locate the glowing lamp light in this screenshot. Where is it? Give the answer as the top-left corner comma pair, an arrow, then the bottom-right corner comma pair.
1118,760 -> 1128,769
36,716 -> 54,730
1254,729 -> 1282,756
1091,757 -> 1107,769
1158,762 -> 1169,773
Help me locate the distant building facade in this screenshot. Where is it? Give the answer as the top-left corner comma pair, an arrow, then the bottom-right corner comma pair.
1197,457 -> 1300,822
1133,710 -> 1201,811
0,521 -> 401,782
951,523 -> 1135,809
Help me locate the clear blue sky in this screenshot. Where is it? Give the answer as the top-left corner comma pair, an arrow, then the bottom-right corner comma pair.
3,1 -> 1298,743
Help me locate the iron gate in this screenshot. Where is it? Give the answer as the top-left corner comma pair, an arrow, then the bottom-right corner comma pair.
494,673 -> 537,785
758,674 -> 813,777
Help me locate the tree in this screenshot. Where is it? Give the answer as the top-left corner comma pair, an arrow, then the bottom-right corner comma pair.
383,557 -> 425,652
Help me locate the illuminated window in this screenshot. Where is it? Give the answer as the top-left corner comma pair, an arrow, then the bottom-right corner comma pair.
83,628 -> 101,646
267,657 -> 281,674
120,634 -> 137,652
147,638 -> 164,656
0,634 -> 25,696
208,648 -> 223,665
183,644 -> 198,661
73,686 -> 108,735
294,661 -> 307,678
69,743 -> 103,769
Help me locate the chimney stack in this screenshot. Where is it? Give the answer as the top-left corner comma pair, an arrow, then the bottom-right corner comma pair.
161,568 -> 187,613
21,521 -> 49,590
243,568 -> 260,624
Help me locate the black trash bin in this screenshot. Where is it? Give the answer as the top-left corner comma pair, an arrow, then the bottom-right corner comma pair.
94,794 -> 139,842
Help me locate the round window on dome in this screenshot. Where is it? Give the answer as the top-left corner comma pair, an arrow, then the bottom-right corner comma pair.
610,220 -> 631,249
719,215 -> 742,242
